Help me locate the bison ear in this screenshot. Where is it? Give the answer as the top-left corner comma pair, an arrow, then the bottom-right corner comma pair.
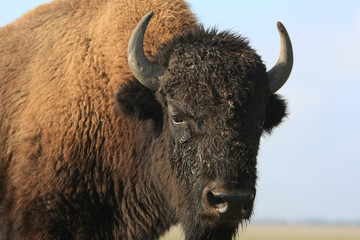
115,79 -> 163,123
263,94 -> 287,133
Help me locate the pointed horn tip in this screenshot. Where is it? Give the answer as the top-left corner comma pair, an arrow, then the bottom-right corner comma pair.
136,11 -> 155,29
276,21 -> 286,32
146,11 -> 154,18
140,11 -> 155,26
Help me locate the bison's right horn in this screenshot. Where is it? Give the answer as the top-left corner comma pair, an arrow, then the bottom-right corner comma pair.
127,11 -> 166,91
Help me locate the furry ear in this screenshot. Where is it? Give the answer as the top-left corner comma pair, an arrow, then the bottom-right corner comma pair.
115,79 -> 163,123
263,94 -> 287,133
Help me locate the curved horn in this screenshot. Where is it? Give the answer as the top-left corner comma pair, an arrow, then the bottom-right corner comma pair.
127,11 -> 166,91
267,22 -> 294,93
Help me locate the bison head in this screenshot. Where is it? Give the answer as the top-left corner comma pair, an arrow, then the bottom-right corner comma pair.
119,12 -> 292,240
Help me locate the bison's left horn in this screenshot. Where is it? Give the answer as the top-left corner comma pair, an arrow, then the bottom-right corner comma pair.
127,11 -> 166,91
267,22 -> 293,94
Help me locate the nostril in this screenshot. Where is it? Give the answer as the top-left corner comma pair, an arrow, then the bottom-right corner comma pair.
202,181 -> 255,222
207,191 -> 254,216
207,191 -> 225,205
207,191 -> 228,213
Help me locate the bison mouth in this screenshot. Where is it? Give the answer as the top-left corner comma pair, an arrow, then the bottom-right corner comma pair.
179,181 -> 255,240
182,219 -> 241,240
181,209 -> 252,240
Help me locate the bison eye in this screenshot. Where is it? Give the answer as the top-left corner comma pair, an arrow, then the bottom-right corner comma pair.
172,115 -> 185,125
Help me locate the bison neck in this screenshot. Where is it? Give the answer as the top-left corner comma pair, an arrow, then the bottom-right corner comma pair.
101,117 -> 176,239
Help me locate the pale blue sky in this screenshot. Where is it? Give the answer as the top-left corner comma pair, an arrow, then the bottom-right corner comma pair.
1,1 -> 359,223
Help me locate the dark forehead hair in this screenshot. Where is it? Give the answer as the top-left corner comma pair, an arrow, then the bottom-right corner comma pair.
154,26 -> 268,118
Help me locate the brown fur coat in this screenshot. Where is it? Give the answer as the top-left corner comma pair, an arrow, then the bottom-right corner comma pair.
0,0 -> 197,239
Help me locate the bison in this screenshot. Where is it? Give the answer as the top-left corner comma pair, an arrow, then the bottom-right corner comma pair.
0,0 -> 293,239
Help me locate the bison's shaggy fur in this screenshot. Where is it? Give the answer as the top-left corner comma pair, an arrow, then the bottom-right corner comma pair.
0,0 -> 288,239
0,0 -> 196,239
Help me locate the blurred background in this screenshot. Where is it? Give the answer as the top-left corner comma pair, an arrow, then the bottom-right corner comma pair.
1,0 -> 359,239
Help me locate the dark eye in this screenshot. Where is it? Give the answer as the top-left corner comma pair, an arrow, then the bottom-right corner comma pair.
172,115 -> 185,125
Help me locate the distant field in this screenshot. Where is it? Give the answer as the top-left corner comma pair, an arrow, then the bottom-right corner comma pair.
160,224 -> 360,240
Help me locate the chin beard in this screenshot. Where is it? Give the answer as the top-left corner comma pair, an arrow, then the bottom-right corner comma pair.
183,219 -> 241,240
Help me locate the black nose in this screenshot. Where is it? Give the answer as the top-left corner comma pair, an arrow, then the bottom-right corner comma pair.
207,191 -> 254,219
203,182 -> 255,222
